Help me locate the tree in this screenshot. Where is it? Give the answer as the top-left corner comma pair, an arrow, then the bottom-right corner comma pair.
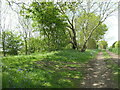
76,13 -> 108,49
21,2 -> 69,51
98,40 -> 108,49
18,17 -> 33,55
115,41 -> 120,48
86,38 -> 97,49
28,37 -> 43,53
2,31 -> 23,55
1,0 -> 12,56
6,0 -> 33,55
112,41 -> 117,48
57,1 -> 117,51
7,0 -> 118,52
1,31 -> 6,56
57,2 -> 81,50
78,0 -> 117,52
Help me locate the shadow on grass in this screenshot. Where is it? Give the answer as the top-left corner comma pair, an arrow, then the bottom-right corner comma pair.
103,58 -> 120,88
2,49 -> 98,88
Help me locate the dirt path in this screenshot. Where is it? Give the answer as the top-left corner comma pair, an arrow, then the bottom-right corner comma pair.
80,51 -> 118,88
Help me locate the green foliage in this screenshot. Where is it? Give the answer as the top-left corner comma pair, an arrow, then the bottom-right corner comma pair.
111,41 -> 120,49
115,41 -> 120,48
21,2 -> 69,51
2,49 -> 99,88
76,13 -> 108,49
77,13 -> 101,33
93,24 -> 108,40
86,38 -> 97,49
98,40 -> 108,49
109,41 -> 120,55
2,31 -> 23,55
109,48 -> 120,55
102,50 -> 120,88
112,65 -> 120,88
28,37 -> 42,53
112,41 -> 117,48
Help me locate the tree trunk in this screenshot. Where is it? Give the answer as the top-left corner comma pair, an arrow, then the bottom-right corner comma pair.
72,36 -> 77,50
2,41 -> 6,56
80,41 -> 87,52
2,32 -> 6,56
24,38 -> 28,55
71,26 -> 78,50
80,22 -> 101,52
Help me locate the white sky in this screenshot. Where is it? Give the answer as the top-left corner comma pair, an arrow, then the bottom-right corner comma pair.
104,11 -> 118,47
1,0 -> 119,47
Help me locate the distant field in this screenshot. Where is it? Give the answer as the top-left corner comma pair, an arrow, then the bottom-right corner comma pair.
2,49 -> 99,88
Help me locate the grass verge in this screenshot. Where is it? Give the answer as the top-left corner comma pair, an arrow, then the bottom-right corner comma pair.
2,49 -> 99,88
102,50 -> 120,88
108,48 -> 120,55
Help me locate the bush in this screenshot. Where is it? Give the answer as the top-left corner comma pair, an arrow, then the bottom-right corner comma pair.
2,31 -> 23,56
115,41 -> 120,48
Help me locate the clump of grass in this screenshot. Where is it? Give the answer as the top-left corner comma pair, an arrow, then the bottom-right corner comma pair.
102,50 -> 120,88
2,49 -> 99,88
109,48 -> 120,55
102,50 -> 111,59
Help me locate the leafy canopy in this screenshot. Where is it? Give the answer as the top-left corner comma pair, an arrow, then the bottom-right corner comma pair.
20,2 -> 69,51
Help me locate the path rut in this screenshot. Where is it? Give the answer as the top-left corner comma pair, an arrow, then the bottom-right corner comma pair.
80,52 -> 118,88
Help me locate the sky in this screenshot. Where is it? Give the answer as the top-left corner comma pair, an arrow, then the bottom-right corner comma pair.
104,11 -> 118,47
1,0 -> 119,47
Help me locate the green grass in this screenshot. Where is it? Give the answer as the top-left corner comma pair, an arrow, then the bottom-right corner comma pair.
0,56 -> 2,89
108,62 -> 120,88
2,49 -> 99,88
102,50 -> 111,58
109,48 -> 120,55
109,48 -> 120,88
0,51 -> 3,57
102,50 -> 120,88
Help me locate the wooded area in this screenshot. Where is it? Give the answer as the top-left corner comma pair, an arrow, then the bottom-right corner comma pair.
1,0 -> 117,55
0,0 -> 119,88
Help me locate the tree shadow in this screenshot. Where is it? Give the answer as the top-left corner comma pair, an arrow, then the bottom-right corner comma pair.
2,50 -> 90,88
80,57 -> 120,88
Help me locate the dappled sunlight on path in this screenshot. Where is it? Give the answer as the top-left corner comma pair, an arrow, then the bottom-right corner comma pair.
80,52 -> 118,88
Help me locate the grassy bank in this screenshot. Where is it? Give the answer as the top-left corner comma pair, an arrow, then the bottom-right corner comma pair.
108,48 -> 120,55
102,50 -> 120,88
2,49 -> 99,88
